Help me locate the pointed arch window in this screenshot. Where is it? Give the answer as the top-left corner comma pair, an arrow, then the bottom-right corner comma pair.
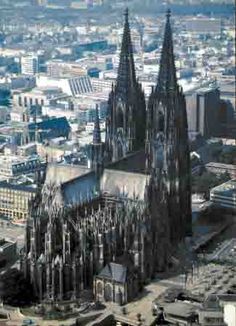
158,111 -> 164,132
117,103 -> 125,129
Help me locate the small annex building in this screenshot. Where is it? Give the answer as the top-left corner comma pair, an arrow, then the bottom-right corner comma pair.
94,262 -> 138,305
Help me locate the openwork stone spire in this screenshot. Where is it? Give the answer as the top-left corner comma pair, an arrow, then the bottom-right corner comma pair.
105,8 -> 146,162
93,105 -> 101,145
116,8 -> 137,96
156,9 -> 177,93
146,9 -> 192,241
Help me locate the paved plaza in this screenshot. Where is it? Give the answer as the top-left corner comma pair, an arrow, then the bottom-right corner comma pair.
0,219 -> 25,251
186,263 -> 236,297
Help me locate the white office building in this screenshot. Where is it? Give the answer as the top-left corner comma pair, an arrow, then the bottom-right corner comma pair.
21,54 -> 39,75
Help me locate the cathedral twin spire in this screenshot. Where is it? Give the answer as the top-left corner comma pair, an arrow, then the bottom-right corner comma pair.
146,9 -> 192,239
116,8 -> 137,97
23,10 -> 192,304
105,8 -> 191,240
157,9 -> 178,93
105,8 -> 146,162
104,8 -> 182,164
93,10 -> 191,243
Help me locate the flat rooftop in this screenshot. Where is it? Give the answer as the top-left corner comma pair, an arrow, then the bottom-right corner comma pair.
206,162 -> 236,170
0,181 -> 37,193
211,179 -> 236,197
0,154 -> 41,166
0,238 -> 16,250
45,163 -> 91,185
164,301 -> 198,318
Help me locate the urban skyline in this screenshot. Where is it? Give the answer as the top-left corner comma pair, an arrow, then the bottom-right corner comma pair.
0,1 -> 235,326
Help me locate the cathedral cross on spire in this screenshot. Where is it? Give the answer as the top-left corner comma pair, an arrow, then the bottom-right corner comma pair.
166,8 -> 171,19
124,7 -> 129,20
157,8 -> 178,93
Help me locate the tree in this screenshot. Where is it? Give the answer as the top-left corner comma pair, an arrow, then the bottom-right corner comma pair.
210,143 -> 222,160
218,171 -> 231,184
192,171 -> 230,199
0,268 -> 36,307
219,148 -> 236,164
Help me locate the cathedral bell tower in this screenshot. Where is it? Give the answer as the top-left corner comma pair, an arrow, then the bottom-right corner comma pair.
105,8 -> 146,162
146,10 -> 192,242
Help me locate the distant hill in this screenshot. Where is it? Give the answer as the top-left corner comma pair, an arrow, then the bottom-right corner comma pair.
126,0 -> 235,16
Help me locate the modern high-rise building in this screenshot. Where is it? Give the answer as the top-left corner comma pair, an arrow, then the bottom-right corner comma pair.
46,60 -> 87,78
21,54 -> 39,75
185,86 -> 221,138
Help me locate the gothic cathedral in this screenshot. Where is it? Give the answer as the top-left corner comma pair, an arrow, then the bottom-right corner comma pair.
21,10 -> 192,305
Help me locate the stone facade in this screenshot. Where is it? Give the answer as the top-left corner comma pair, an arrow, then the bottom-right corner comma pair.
94,262 -> 138,305
146,10 -> 192,242
105,9 -> 146,162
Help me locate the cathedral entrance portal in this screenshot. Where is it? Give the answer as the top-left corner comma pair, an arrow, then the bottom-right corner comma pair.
104,283 -> 112,302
